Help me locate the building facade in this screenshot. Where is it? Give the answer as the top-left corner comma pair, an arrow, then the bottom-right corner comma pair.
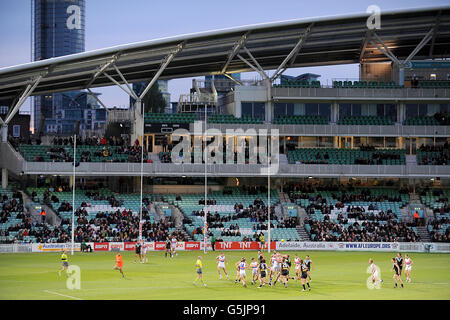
32,0 -> 105,134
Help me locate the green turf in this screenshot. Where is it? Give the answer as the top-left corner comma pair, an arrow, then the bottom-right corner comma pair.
0,251 -> 449,300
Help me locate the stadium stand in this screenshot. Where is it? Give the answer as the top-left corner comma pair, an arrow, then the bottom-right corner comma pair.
273,80 -> 321,88
416,144 -> 450,165
144,112 -> 196,124
208,114 -> 263,124
338,116 -> 393,125
333,80 -> 403,89
16,136 -> 147,163
287,183 -> 419,242
287,148 -> 405,165
273,115 -> 327,125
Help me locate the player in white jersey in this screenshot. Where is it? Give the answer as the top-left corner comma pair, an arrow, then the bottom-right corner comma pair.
294,254 -> 302,280
271,253 -> 283,286
404,254 -> 413,283
250,258 -> 259,285
268,251 -> 279,285
215,252 -> 229,280
170,236 -> 178,258
369,258 -> 383,285
236,257 -> 248,287
141,240 -> 148,263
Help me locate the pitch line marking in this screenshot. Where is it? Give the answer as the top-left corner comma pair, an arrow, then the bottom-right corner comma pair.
43,290 -> 83,300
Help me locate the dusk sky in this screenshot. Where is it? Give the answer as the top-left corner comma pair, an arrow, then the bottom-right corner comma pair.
0,0 -> 447,112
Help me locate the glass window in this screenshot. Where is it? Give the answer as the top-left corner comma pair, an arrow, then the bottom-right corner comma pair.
339,104 -> 351,119
385,104 -> 397,122
12,125 -> 20,138
406,104 -> 418,119
352,104 -> 361,116
418,104 -> 427,117
286,103 -> 294,116
305,103 -> 318,115
376,104 -> 384,117
385,137 -> 397,148
318,103 -> 331,120
241,103 -> 252,117
253,102 -> 265,121
274,103 -> 286,118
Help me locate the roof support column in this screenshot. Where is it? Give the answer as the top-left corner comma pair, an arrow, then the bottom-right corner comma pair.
370,27 -> 436,85
4,73 -> 46,125
131,42 -> 184,142
270,23 -> 313,83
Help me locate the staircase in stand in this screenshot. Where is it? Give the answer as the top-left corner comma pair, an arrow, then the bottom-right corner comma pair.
296,225 -> 310,241
416,226 -> 432,242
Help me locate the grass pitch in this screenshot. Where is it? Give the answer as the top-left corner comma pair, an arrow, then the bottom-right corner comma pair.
0,250 -> 449,300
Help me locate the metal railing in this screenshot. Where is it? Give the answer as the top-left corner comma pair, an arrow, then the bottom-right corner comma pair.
20,161 -> 450,178
272,86 -> 450,100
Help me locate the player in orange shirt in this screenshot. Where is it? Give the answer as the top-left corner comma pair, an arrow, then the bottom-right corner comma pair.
113,253 -> 125,278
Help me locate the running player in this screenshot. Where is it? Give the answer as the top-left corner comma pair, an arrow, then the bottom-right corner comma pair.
404,254 -> 413,283
299,259 -> 311,291
250,258 -> 259,285
369,258 -> 383,286
237,257 -> 248,287
58,250 -> 69,277
170,235 -> 178,258
165,237 -> 171,258
234,259 -> 241,283
304,255 -> 314,282
294,254 -> 301,281
193,256 -> 206,287
257,259 -> 268,288
134,241 -> 142,263
216,252 -> 229,280
396,253 -> 403,277
113,252 -> 125,278
391,257 -> 404,288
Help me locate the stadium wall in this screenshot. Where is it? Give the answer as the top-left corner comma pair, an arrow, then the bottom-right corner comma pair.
1,242 -> 449,253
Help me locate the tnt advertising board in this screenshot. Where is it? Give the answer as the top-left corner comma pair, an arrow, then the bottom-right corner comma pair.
215,241 -> 275,251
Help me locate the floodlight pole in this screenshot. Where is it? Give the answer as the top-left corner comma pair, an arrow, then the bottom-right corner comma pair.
204,102 -> 208,254
267,137 -> 271,253
71,134 -> 76,256
138,98 -> 144,242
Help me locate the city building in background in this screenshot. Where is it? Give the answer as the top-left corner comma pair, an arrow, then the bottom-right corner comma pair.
32,0 -> 105,134
129,81 -> 171,113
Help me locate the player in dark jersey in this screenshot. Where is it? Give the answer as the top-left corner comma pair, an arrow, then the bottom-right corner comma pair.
391,257 -> 404,288
299,259 -> 311,292
304,255 -> 314,282
165,237 -> 171,257
280,257 -> 291,288
257,250 -> 265,263
396,253 -> 403,276
134,242 -> 142,263
257,259 -> 268,288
